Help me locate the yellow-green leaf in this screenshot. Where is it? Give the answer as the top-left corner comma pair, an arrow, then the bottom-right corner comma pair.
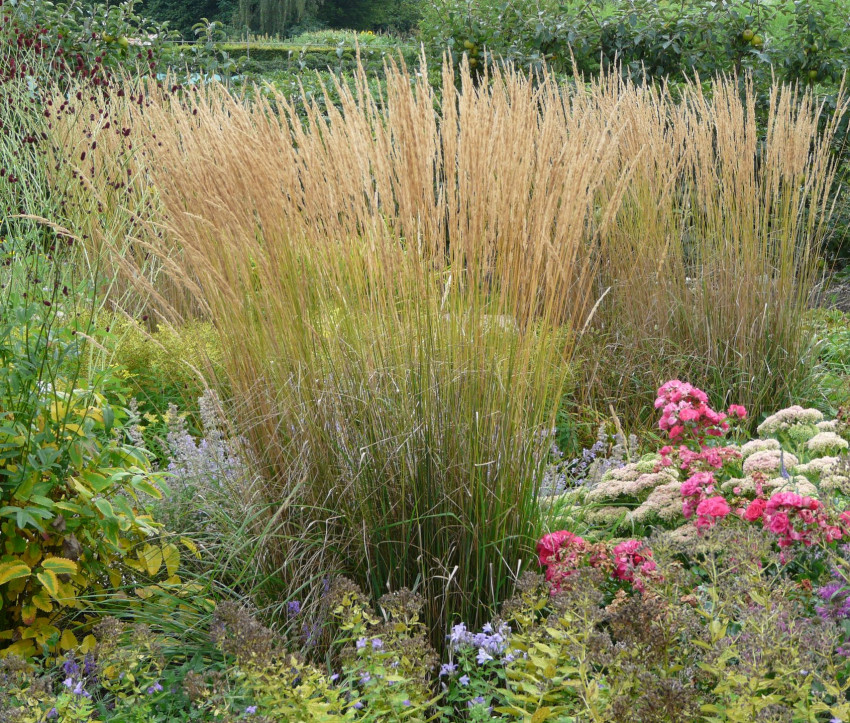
41,557 -> 78,576
21,601 -> 37,625
139,544 -> 162,576
531,707 -> 554,723
37,569 -> 60,599
180,537 -> 201,559
162,543 -> 180,577
60,629 -> 79,651
81,635 -> 97,654
32,590 -> 53,613
0,560 -> 31,585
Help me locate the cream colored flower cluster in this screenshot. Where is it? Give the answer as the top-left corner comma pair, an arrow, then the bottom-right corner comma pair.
756,405 -> 823,436
581,459 -> 681,527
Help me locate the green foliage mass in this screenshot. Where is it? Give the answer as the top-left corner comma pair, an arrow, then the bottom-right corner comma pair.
0,247 -> 177,659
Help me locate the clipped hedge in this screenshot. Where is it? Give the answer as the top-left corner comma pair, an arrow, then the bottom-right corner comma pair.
219,42 -> 418,68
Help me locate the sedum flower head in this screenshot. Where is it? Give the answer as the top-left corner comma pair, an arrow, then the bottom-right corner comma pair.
806,432 -> 849,455
743,450 -> 798,476
758,406 -> 824,437
740,438 -> 780,459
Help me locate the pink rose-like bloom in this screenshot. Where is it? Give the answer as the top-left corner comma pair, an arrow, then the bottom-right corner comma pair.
742,498 -> 766,522
612,540 -> 657,586
679,406 -> 701,422
727,404 -> 747,419
825,526 -> 843,543
768,512 -> 790,535
696,496 -> 730,519
536,530 -> 584,567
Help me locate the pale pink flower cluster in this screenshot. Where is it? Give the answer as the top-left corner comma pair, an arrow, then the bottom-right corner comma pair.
631,481 -> 683,523
742,449 -> 798,475
658,444 -> 740,475
806,431 -> 849,455
584,469 -> 676,503
739,438 -> 780,459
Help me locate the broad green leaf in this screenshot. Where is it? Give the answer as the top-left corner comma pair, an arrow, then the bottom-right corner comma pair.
0,560 -> 32,585
130,475 -> 162,499
94,499 -> 116,519
102,404 -> 115,434
83,471 -> 111,494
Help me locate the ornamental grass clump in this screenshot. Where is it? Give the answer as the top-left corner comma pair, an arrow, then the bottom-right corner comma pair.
69,59 -> 632,639
50,59 -> 849,640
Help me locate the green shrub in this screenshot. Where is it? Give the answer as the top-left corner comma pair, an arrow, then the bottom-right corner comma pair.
0,245 -> 177,659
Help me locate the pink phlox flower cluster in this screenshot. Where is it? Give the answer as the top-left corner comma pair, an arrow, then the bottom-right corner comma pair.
761,491 -> 838,548
655,380 -> 742,443
680,471 -> 716,520
694,496 -> 731,529
536,531 -> 588,592
659,444 -> 740,475
537,532 -> 658,593
611,539 -> 657,590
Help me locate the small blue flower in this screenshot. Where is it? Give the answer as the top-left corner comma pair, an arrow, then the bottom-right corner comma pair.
146,682 -> 164,695
63,657 -> 80,678
287,600 -> 301,616
459,674 -> 470,686
476,648 -> 493,665
46,709 -> 58,720
330,673 -> 340,682
439,662 -> 457,677
360,673 -> 371,684
356,637 -> 368,650
371,638 -> 383,650
353,701 -> 364,710
245,705 -> 258,715
402,699 -> 411,707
